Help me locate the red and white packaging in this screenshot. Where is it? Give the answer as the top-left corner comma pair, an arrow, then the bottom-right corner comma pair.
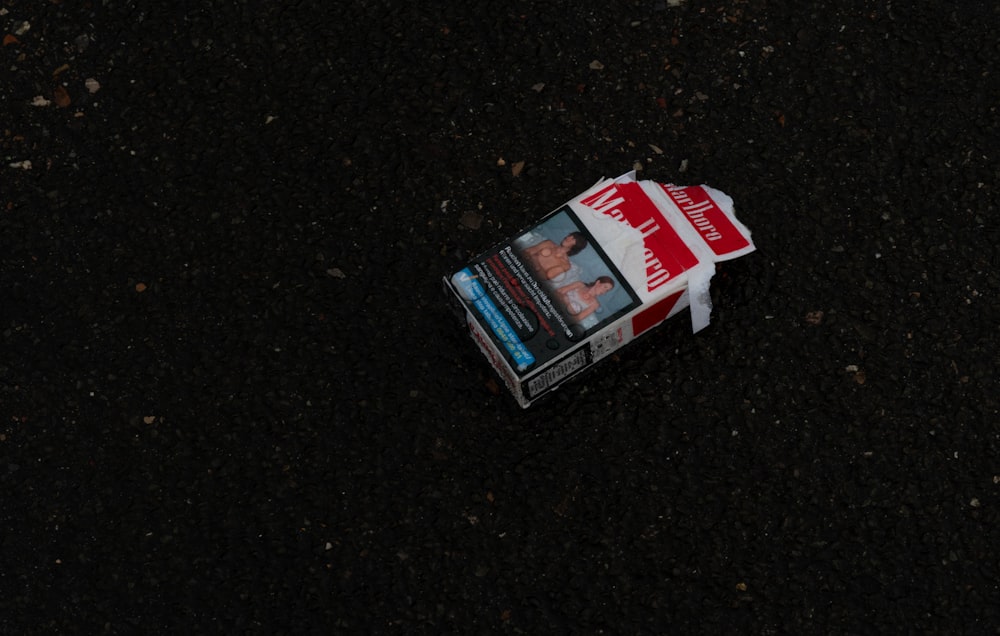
445,171 -> 754,407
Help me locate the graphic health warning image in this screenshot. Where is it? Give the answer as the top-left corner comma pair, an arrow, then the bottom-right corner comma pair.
452,206 -> 640,375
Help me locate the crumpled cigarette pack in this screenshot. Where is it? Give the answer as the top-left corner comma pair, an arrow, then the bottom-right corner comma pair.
444,171 -> 755,408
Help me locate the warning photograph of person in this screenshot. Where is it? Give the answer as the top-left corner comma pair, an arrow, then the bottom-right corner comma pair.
513,207 -> 636,335
554,276 -> 615,324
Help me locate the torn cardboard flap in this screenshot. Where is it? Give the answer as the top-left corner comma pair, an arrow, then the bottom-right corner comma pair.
445,172 -> 755,407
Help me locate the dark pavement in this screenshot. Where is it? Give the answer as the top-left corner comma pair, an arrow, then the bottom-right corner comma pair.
2,1 -> 998,633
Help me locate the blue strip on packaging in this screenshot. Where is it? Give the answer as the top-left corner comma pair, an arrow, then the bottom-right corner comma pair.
454,268 -> 535,370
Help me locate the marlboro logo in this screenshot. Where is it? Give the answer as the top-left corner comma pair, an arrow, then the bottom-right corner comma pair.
581,182 -> 699,292
660,184 -> 751,257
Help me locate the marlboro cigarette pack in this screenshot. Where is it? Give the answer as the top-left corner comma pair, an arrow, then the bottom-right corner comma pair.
444,171 -> 755,408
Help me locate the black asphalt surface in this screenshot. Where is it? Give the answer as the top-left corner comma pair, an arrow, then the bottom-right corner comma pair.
3,1 -> 999,633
